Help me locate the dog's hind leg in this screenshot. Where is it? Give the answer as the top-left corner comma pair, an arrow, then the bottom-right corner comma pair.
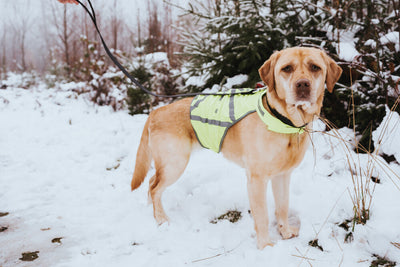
148,134 -> 192,225
147,174 -> 156,204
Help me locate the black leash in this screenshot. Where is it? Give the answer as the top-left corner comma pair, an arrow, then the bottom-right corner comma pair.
74,0 -> 255,98
71,0 -> 307,129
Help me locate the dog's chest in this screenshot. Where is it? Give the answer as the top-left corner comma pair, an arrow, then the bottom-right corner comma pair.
262,132 -> 309,174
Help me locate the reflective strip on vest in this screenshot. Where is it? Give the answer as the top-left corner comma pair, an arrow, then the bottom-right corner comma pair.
190,89 -> 305,153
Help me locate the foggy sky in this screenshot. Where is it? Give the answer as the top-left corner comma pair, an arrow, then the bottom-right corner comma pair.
0,0 -> 189,71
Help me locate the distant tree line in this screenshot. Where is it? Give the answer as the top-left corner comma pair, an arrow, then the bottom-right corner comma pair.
0,0 -> 184,114
0,0 -> 181,75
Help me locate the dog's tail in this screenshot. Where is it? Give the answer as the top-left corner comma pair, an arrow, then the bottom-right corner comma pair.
131,118 -> 152,191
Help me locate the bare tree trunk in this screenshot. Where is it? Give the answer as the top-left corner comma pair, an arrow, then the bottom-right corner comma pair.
357,0 -> 364,20
137,8 -> 142,48
163,1 -> 171,56
215,0 -> 221,16
38,0 -> 53,73
111,0 -> 119,50
63,5 -> 70,68
147,1 -> 153,52
391,0 -> 400,52
215,0 -> 221,52
147,0 -> 162,53
234,0 -> 240,16
1,22 -> 6,75
20,29 -> 26,71
270,0 -> 274,16
7,1 -> 31,72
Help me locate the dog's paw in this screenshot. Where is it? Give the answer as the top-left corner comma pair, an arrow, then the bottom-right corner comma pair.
155,213 -> 169,225
257,238 -> 274,249
257,241 -> 275,250
278,225 -> 299,239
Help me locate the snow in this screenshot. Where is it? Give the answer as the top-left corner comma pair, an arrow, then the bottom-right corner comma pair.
381,31 -> 399,44
187,74 -> 248,93
373,106 -> 400,163
223,74 -> 248,89
327,30 -> 360,62
185,75 -> 207,87
58,82 -> 87,92
1,82 -> 400,267
365,31 -> 400,52
143,52 -> 170,67
338,42 -> 360,62
380,31 -> 400,51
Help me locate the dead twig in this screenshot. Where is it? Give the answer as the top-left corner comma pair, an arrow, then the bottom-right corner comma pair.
190,242 -> 242,264
295,190 -> 346,267
292,247 -> 315,265
391,242 -> 400,250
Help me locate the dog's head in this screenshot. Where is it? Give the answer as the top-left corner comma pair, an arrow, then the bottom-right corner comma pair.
259,47 -> 342,126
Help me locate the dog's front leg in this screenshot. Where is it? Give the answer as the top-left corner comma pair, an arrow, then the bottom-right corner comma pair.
271,173 -> 299,239
247,173 -> 274,249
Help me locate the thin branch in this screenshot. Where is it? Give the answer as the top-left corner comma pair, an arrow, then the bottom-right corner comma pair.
190,242 -> 242,263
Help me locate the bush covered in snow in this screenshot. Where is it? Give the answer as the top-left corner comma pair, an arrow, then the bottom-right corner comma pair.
40,36 -> 183,114
322,0 -> 400,152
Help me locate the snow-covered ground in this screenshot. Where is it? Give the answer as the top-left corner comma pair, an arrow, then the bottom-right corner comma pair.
1,81 -> 400,267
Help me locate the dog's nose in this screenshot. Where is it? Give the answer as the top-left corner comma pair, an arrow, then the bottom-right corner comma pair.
295,79 -> 311,99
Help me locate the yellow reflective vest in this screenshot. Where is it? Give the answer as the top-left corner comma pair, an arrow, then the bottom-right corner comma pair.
190,88 -> 305,153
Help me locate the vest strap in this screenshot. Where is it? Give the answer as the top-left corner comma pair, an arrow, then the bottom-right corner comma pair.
256,91 -> 306,134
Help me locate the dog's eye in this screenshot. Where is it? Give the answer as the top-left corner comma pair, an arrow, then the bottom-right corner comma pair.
282,65 -> 293,73
311,64 -> 321,72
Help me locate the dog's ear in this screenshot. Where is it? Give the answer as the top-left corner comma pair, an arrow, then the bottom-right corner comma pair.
259,51 -> 281,92
324,54 -> 342,93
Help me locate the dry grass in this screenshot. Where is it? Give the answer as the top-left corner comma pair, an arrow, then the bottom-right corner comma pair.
312,95 -> 400,225
293,96 -> 400,266
315,115 -> 373,225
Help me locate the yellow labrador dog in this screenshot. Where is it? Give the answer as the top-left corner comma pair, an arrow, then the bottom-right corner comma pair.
131,47 -> 342,249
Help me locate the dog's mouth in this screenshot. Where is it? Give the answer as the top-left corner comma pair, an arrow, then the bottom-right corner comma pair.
285,99 -> 319,127
286,89 -> 315,111
288,99 -> 314,112
294,101 -> 312,110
